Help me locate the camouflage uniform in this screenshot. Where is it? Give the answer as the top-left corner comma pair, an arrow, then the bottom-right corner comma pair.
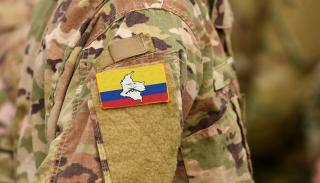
14,0 -> 253,182
0,0 -> 35,182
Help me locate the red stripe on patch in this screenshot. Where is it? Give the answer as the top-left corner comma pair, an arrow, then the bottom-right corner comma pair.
101,93 -> 169,109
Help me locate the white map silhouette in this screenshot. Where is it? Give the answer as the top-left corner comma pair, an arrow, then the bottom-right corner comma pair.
120,72 -> 146,101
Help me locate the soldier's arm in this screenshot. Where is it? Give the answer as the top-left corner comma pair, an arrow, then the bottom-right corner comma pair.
80,2 -> 252,182
15,1 -> 253,182
82,6 -> 199,183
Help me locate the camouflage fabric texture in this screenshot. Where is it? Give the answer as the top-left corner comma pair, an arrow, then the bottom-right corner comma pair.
14,0 -> 253,182
0,0 -> 35,182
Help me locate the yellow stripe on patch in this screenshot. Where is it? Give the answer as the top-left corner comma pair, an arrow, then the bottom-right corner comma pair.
96,63 -> 167,92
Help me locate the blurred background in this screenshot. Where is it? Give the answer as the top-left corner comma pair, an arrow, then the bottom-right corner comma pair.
231,0 -> 320,182
0,0 -> 319,182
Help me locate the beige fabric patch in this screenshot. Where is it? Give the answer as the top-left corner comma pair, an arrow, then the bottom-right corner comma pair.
91,63 -> 181,183
108,33 -> 155,62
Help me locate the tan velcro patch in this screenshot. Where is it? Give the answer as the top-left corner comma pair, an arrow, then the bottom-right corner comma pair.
108,33 -> 155,62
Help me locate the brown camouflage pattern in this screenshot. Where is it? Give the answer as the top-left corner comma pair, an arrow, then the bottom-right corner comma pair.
0,0 -> 35,182
13,0 -> 254,182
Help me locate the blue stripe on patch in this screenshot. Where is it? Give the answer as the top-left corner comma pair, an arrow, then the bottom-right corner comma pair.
100,83 -> 167,101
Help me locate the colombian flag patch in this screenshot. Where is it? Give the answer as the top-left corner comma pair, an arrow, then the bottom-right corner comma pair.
96,63 -> 170,109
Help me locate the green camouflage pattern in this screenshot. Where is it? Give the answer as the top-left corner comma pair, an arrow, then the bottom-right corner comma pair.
14,0 -> 253,182
0,0 -> 35,182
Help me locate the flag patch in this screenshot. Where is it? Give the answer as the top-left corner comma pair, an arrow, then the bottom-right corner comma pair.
96,63 -> 170,109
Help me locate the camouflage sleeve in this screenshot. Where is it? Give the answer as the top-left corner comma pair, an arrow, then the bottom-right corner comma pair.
84,7 -> 198,183
14,0 -> 253,182
81,1 -> 253,182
